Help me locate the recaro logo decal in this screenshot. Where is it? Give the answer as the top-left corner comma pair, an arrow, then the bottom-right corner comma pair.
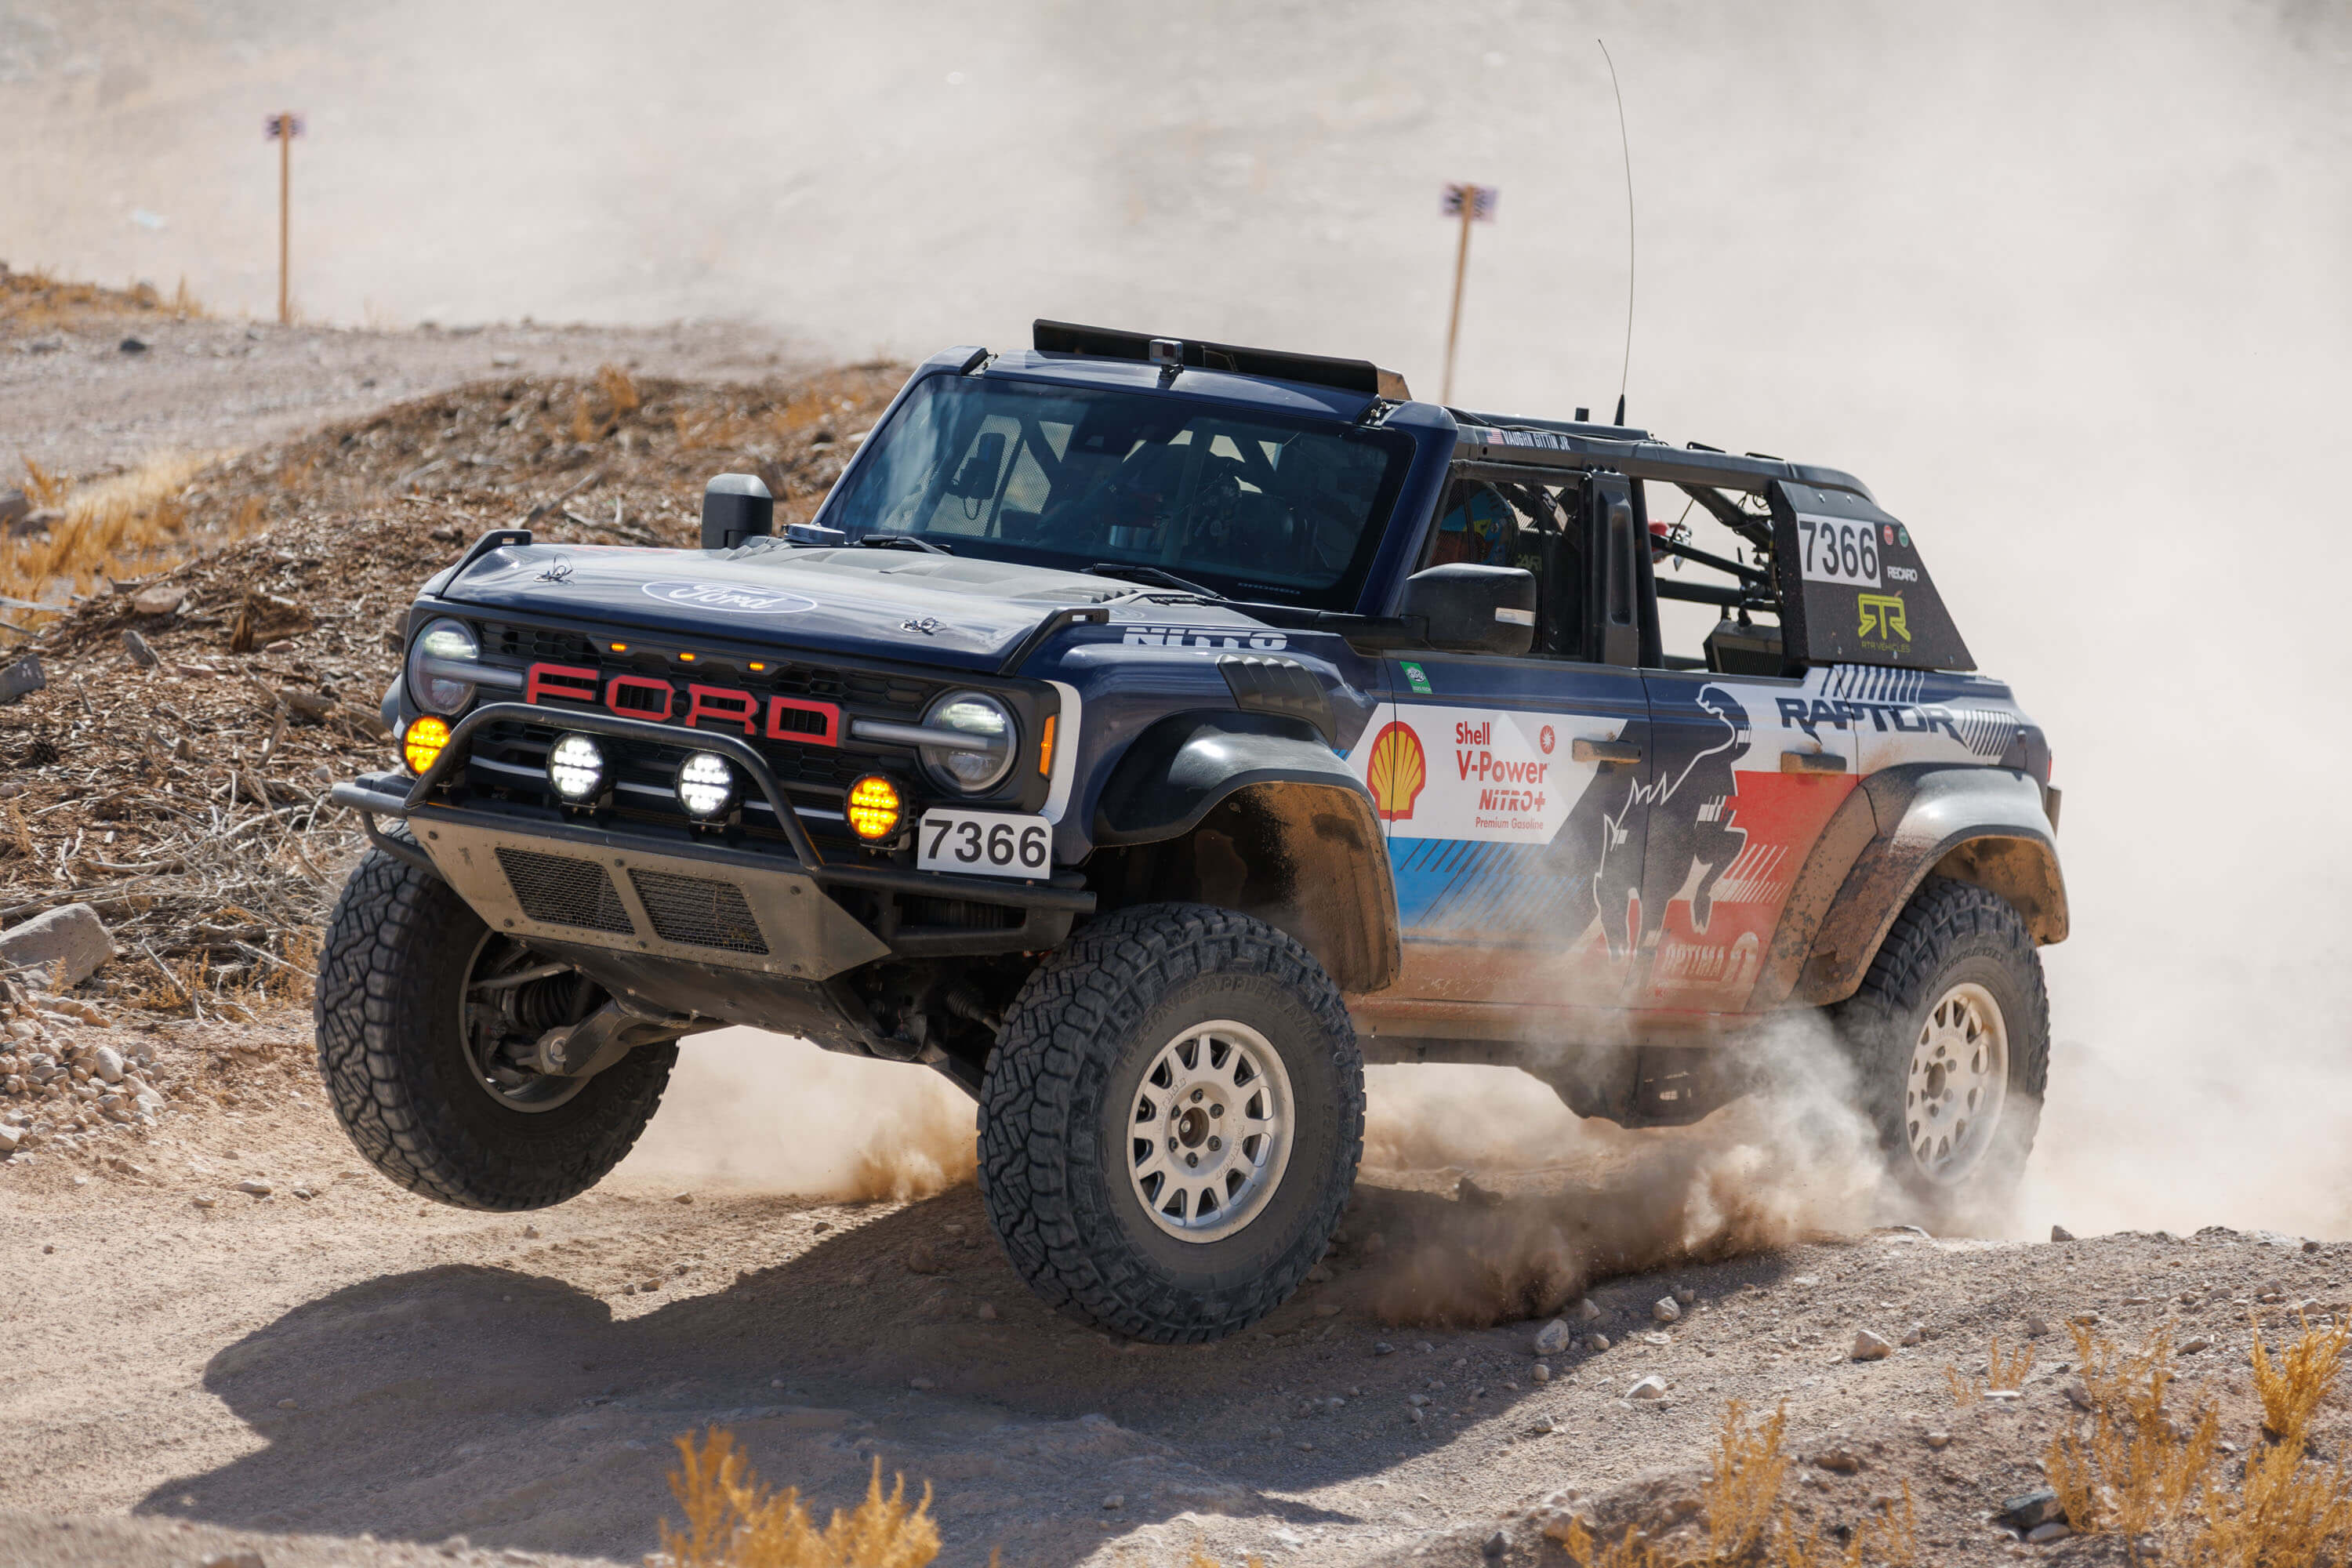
639,581 -> 818,615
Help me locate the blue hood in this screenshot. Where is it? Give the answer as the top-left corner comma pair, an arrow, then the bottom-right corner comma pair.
438,539 -> 1250,672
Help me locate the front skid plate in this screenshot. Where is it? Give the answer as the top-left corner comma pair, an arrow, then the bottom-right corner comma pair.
410,811 -> 892,980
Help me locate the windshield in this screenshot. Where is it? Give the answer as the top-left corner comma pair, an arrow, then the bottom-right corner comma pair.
822,375 -> 1414,610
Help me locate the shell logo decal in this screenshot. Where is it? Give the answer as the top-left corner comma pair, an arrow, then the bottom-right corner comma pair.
1367,720 -> 1427,822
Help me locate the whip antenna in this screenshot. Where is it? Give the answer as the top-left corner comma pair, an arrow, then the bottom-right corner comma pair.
1596,38 -> 1635,426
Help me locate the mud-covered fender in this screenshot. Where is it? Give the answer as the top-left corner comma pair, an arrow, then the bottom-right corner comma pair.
1092,710 -> 1400,993
1751,764 -> 2067,1011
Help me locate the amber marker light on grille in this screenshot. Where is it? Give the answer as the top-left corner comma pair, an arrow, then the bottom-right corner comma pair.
846,775 -> 902,840
748,661 -> 767,672
1038,713 -> 1057,777
402,714 -> 452,775
608,642 -> 627,653
677,651 -> 696,662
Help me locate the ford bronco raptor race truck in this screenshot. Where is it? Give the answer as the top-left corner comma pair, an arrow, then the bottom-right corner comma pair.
321,320 -> 2064,1342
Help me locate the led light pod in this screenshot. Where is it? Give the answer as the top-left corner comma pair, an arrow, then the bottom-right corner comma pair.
675,751 -> 738,819
546,733 -> 605,802
846,774 -> 902,841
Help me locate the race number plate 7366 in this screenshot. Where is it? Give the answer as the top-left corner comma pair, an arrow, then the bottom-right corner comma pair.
916,809 -> 1052,877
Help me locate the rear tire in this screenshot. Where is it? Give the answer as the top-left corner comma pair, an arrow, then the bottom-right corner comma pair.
1833,875 -> 2049,1221
978,904 -> 1364,1343
313,840 -> 675,1210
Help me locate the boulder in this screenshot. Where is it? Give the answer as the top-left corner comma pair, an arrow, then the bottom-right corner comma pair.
1,903 -> 115,991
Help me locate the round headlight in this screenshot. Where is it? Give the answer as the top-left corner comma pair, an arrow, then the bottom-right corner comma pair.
546,733 -> 605,803
407,617 -> 480,715
676,751 -> 738,820
920,691 -> 1016,794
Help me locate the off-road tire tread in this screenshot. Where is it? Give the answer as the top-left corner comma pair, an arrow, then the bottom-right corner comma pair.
1836,873 -> 2049,1200
313,841 -> 674,1210
978,903 -> 1364,1343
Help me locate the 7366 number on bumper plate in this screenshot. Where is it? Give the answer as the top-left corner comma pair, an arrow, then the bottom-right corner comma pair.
917,809 -> 1051,877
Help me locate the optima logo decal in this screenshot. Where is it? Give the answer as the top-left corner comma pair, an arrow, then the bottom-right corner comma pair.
1367,720 -> 1426,822
640,581 -> 817,615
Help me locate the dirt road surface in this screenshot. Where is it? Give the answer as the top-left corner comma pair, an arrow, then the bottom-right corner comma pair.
4,1011 -> 2343,1567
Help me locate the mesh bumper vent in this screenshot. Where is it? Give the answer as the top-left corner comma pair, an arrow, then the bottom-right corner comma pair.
627,869 -> 770,955
495,848 -> 634,935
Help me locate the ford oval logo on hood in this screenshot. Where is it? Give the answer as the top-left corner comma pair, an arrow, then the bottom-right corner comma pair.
639,580 -> 818,615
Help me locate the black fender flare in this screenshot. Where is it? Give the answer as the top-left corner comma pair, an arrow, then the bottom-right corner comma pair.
1751,764 -> 2067,1010
1093,710 -> 1374,846
1091,710 -> 1399,993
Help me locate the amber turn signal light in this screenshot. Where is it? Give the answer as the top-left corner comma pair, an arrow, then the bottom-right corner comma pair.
846,774 -> 902,841
402,714 -> 452,775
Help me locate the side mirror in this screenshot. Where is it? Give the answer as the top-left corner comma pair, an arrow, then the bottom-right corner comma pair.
701,472 -> 773,551
1400,563 -> 1537,655
946,430 -> 1007,502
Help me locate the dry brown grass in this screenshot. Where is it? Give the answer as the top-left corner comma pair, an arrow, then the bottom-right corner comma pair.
1945,1336 -> 2037,1407
0,451 -> 236,611
596,361 -> 641,415
2044,1318 -> 2352,1568
660,1428 -> 939,1568
1559,1397 -> 1911,1568
0,265 -> 202,331
1705,1401 -> 1790,1561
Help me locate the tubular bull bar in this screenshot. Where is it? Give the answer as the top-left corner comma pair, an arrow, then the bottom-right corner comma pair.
327,702 -> 1094,981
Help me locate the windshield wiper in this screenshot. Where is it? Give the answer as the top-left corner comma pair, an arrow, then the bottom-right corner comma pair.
1083,563 -> 1220,598
855,535 -> 953,555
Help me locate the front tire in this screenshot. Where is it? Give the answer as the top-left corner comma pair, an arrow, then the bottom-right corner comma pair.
1834,875 -> 2049,1221
313,842 -> 676,1210
978,904 -> 1365,1342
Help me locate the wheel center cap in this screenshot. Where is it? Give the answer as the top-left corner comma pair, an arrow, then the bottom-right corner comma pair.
1925,1061 -> 1949,1102
1176,1105 -> 1211,1149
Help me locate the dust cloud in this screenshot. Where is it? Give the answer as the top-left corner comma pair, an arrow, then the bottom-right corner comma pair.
9,3 -> 2350,1239
1352,1017 -> 1892,1327
613,1027 -> 974,1203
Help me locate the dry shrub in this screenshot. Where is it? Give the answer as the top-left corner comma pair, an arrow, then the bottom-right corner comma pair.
1774,1489 -> 1915,1568
0,266 -> 197,331
21,456 -> 68,508
2253,1314 -> 2350,1442
0,451 -> 214,608
1706,1400 -> 1789,1561
2045,1323 -> 2219,1540
597,361 -> 641,415
1946,1336 -> 2036,1406
1561,1396 -> 1911,1568
2045,1317 -> 2352,1568
660,1428 -> 938,1568
569,394 -> 600,445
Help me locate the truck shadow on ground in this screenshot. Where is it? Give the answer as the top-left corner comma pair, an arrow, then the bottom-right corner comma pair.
136,1178 -> 1805,1566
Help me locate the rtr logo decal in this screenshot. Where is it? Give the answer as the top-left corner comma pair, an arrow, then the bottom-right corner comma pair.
1857,593 -> 1911,642
639,581 -> 818,615
1538,724 -> 1556,756
1367,720 -> 1427,822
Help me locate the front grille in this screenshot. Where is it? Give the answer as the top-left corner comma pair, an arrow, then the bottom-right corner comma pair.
629,869 -> 769,953
488,624 -> 599,664
496,848 -> 634,934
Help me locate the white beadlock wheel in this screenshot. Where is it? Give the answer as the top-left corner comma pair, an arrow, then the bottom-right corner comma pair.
1904,981 -> 2009,1185
1127,1020 -> 1295,1243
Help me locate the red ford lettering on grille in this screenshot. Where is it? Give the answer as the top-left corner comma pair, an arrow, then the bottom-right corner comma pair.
524,662 -> 839,747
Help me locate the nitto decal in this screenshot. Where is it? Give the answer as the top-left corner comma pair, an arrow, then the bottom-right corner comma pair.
1367,721 -> 1426,821
639,581 -> 818,615
1123,625 -> 1287,650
